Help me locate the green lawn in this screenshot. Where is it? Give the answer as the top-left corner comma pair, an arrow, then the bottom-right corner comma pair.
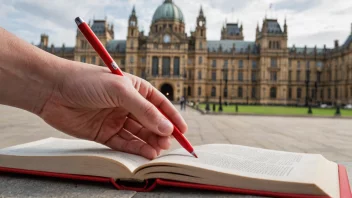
198,104 -> 352,117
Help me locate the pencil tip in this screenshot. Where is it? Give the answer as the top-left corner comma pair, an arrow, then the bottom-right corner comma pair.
191,151 -> 198,158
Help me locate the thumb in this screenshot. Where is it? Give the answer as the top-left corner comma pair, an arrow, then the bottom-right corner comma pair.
123,89 -> 174,136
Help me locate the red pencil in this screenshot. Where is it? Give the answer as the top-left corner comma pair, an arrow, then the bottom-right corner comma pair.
75,17 -> 197,158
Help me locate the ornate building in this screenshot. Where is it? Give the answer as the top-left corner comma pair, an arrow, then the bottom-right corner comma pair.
37,0 -> 352,106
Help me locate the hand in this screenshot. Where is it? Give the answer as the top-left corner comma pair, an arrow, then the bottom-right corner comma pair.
39,61 -> 188,159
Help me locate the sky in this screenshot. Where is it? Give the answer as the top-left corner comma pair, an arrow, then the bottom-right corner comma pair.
0,0 -> 351,48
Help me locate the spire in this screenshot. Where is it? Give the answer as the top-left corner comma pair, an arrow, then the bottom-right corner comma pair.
131,5 -> 136,16
199,5 -> 204,16
256,22 -> 259,32
240,22 -> 243,32
284,17 -> 287,33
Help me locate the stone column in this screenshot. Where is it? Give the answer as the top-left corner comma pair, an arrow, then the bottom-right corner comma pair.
170,56 -> 174,76
159,56 -> 162,76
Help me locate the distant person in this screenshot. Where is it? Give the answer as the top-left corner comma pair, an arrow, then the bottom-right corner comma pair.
0,28 -> 188,159
180,96 -> 185,110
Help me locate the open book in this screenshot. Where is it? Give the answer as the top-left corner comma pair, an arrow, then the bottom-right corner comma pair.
0,138 -> 350,198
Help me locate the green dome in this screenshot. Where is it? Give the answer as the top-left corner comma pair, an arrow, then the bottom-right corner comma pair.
152,0 -> 184,23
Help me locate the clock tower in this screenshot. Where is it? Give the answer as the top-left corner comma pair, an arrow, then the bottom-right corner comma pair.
126,6 -> 139,75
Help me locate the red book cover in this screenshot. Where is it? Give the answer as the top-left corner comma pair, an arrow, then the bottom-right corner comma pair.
0,164 -> 351,197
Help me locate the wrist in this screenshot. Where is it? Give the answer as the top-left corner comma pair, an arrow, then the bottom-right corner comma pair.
0,28 -> 63,115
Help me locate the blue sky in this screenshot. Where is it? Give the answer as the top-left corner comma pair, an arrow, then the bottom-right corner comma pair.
0,0 -> 351,48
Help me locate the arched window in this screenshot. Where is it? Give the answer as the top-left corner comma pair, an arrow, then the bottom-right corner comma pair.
152,57 -> 159,76
238,87 -> 243,98
277,41 -> 280,49
270,87 -> 277,99
199,42 -> 203,49
211,86 -> 216,97
187,86 -> 191,96
198,87 -> 201,96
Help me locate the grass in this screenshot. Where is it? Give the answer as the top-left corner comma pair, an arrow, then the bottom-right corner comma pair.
198,104 -> 352,117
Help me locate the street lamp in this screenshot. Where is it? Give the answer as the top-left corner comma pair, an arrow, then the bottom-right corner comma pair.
219,71 -> 223,112
305,69 -> 310,107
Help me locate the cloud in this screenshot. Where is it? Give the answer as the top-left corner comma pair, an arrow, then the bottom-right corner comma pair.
0,0 -> 351,48
273,0 -> 322,13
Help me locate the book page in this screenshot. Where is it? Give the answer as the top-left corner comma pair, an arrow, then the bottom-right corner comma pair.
149,144 -> 327,182
0,138 -> 149,171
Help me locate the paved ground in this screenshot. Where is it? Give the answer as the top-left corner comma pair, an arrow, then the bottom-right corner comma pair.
1,104 -> 352,197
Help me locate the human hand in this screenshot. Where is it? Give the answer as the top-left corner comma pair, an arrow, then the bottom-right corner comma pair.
39,61 -> 188,159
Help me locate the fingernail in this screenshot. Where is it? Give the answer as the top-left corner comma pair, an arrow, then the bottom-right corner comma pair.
158,118 -> 173,134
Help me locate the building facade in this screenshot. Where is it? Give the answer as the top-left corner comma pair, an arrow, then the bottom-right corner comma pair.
38,0 -> 352,106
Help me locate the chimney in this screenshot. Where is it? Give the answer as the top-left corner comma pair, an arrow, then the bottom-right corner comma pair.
50,44 -> 54,53
40,34 -> 48,48
334,40 -> 339,48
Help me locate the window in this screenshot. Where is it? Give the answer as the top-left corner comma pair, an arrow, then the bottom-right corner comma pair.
198,56 -> 203,64
162,57 -> 170,76
131,40 -> 134,48
311,89 -> 316,99
224,59 -> 228,68
188,58 -> 192,65
289,59 -> 292,68
270,87 -> 277,99
288,71 -> 292,81
198,70 -> 202,80
320,89 -> 323,99
173,57 -> 180,76
81,40 -> 87,49
329,72 -> 332,81
130,56 -> 134,63
288,87 -> 292,99
297,88 -> 302,98
238,71 -> 243,81
80,56 -> 86,63
306,61 -> 310,70
91,56 -> 96,64
212,71 -> 216,81
251,87 -> 256,98
223,70 -> 228,80
305,70 -> 310,81
252,60 -> 257,69
152,57 -> 159,76
239,60 -> 243,68
129,68 -> 133,75
296,71 -> 301,81
212,59 -> 216,67
154,44 -> 158,49
328,88 -> 331,99
335,87 -> 338,99
199,42 -> 203,49
188,86 -> 191,96
198,87 -> 201,96
141,69 -> 146,79
141,57 -> 146,64
251,72 -> 256,82
223,87 -> 228,98
121,59 -> 125,65
317,72 -> 321,82
270,72 -> 277,81
238,87 -> 243,98
271,58 -> 277,67
211,87 -> 216,97
297,61 -> 300,69
269,41 -> 272,49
